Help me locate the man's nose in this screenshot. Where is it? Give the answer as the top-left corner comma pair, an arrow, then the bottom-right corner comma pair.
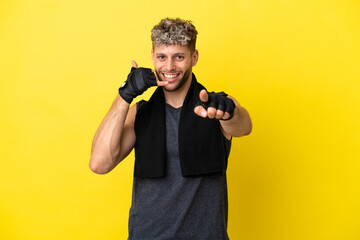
165,59 -> 176,71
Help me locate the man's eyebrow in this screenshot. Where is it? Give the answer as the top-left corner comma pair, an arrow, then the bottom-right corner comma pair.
155,52 -> 186,55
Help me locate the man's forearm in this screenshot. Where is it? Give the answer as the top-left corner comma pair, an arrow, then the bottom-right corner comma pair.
220,96 -> 252,137
89,95 -> 130,174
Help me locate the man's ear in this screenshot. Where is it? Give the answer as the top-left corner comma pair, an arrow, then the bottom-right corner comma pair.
192,49 -> 199,67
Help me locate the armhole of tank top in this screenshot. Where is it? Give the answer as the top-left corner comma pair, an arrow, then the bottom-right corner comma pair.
221,130 -> 232,161
220,124 -> 232,142
220,128 -> 232,154
136,100 -> 147,113
222,132 -> 231,145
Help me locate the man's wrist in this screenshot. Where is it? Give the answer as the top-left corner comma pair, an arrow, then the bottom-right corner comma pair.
119,84 -> 134,104
115,93 -> 131,112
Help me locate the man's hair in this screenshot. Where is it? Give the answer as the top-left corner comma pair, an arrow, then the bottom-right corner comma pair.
151,17 -> 198,53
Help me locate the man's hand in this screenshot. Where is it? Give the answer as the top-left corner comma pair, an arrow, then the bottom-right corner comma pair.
118,61 -> 168,104
194,90 -> 235,120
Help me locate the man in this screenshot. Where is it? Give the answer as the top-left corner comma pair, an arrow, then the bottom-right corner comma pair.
90,18 -> 252,240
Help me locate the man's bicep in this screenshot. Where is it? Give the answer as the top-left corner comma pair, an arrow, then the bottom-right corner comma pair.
118,104 -> 137,162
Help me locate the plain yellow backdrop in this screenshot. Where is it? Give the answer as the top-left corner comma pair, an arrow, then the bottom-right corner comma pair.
1,0 -> 359,239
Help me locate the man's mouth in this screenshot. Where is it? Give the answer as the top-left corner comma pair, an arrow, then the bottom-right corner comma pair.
162,73 -> 181,81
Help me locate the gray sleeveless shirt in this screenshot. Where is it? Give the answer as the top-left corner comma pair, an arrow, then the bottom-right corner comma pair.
128,103 -> 231,240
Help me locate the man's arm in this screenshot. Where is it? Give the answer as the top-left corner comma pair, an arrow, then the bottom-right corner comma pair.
89,61 -> 167,174
89,95 -> 136,174
194,90 -> 252,139
219,95 -> 252,139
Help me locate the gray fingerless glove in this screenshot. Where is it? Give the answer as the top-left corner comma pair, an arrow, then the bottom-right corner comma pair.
118,67 -> 157,104
196,91 -> 236,120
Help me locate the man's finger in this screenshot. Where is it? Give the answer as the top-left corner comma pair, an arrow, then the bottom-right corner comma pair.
157,81 -> 169,87
221,112 -> 231,120
199,89 -> 208,102
131,60 -> 138,68
207,107 -> 217,119
215,109 -> 224,120
151,69 -> 169,86
194,105 -> 207,118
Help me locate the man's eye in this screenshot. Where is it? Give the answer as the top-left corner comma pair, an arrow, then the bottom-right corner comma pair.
176,56 -> 184,60
157,56 -> 165,60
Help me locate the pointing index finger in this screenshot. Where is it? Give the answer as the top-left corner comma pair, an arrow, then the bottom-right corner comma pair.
199,89 -> 208,102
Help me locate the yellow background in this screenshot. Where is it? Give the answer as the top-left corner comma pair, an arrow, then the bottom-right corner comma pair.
1,0 -> 359,239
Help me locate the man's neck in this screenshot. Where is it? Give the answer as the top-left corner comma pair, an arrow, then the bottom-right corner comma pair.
163,74 -> 193,108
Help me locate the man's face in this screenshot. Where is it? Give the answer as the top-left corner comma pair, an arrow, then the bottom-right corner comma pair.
152,44 -> 198,92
